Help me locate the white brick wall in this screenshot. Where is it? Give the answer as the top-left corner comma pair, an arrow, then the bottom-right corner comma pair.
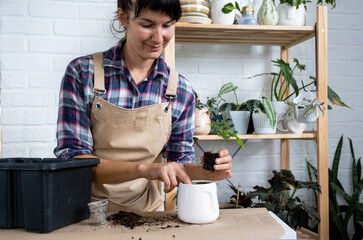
0,0 -> 362,210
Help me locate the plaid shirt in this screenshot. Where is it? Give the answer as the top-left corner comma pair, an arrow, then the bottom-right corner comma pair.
54,40 -> 196,165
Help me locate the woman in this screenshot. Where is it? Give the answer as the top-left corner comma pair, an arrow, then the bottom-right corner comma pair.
54,0 -> 233,212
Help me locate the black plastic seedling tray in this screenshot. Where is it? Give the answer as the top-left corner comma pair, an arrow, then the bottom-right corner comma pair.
0,158 -> 99,233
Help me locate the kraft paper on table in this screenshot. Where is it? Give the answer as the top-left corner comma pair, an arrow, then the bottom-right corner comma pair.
2,208 -> 285,240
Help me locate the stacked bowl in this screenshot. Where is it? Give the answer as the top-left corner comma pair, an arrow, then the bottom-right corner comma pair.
180,0 -> 212,24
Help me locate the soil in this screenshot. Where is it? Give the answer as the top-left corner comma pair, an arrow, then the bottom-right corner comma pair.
203,151 -> 219,172
106,211 -> 182,230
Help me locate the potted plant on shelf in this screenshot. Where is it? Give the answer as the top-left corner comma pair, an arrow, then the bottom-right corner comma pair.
207,82 -> 251,135
250,96 -> 277,134
277,0 -> 337,26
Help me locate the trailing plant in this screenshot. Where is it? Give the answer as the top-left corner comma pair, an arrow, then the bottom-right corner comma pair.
248,169 -> 321,230
210,120 -> 246,151
306,135 -> 363,240
285,97 -> 325,120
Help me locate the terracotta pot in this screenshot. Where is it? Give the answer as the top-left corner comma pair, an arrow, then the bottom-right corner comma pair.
195,107 -> 211,135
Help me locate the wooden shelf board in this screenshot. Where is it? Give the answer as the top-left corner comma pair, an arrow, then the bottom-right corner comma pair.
175,23 -> 315,47
194,131 -> 316,140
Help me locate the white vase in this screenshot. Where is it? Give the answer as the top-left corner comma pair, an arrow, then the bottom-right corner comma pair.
257,0 -> 278,25
211,0 -> 235,25
277,3 -> 306,26
221,111 -> 250,135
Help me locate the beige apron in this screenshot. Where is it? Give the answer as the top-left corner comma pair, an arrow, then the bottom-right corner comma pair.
90,52 -> 178,212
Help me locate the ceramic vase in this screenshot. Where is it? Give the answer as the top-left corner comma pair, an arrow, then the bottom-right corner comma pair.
257,0 -> 278,25
211,0 -> 235,25
195,107 -> 211,135
277,3 -> 306,26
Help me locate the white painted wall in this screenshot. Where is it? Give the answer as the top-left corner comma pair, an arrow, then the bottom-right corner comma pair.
0,0 -> 362,210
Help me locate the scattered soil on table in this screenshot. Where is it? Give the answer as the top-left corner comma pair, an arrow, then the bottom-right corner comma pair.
203,151 -> 219,172
107,211 -> 182,230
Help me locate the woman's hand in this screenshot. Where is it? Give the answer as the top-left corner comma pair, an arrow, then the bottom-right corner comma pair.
203,149 -> 233,181
138,162 -> 192,193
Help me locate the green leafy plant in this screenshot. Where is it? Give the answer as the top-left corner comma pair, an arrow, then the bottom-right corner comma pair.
285,97 -> 325,120
306,135 -> 363,240
227,179 -> 253,208
278,0 -> 336,10
248,58 -> 350,110
248,169 -> 321,229
252,97 -> 277,129
222,1 -> 241,14
206,82 -> 238,121
210,120 -> 246,151
279,0 -> 312,10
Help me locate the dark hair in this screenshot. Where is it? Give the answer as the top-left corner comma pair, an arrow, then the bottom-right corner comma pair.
111,0 -> 181,36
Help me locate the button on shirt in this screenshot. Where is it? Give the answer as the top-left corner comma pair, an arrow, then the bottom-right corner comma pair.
54,40 -> 196,165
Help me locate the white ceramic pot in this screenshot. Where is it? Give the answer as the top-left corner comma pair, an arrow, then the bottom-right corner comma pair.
221,111 -> 250,135
277,3 -> 305,26
252,111 -> 276,134
273,101 -> 289,133
211,0 -> 235,25
195,107 -> 211,135
257,0 -> 278,25
277,117 -> 308,134
177,180 -> 219,224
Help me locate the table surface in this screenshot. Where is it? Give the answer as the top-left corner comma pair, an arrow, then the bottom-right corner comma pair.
2,208 -> 295,240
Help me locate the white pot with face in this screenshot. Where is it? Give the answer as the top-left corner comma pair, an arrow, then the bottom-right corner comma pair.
211,0 -> 235,25
177,180 -> 219,224
277,3 -> 306,26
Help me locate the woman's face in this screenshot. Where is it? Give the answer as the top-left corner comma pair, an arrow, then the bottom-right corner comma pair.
122,8 -> 176,61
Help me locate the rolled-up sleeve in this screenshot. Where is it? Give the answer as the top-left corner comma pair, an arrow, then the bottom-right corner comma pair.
54,61 -> 94,159
163,75 -> 196,165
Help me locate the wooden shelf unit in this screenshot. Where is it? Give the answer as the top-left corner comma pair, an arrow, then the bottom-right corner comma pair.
164,6 -> 328,240
194,131 -> 317,140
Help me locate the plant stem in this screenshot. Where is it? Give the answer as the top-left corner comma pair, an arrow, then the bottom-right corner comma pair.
194,141 -> 206,153
283,80 -> 315,101
290,186 -> 297,199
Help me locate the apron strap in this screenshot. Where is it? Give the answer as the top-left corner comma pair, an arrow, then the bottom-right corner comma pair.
92,52 -> 178,98
93,52 -> 106,92
165,69 -> 178,99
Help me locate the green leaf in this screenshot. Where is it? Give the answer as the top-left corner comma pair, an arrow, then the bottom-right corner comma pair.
262,97 -> 276,129
218,82 -> 238,97
235,1 -> 241,12
332,135 -> 344,184
328,85 -> 351,109
329,198 -> 350,240
222,3 -> 234,14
